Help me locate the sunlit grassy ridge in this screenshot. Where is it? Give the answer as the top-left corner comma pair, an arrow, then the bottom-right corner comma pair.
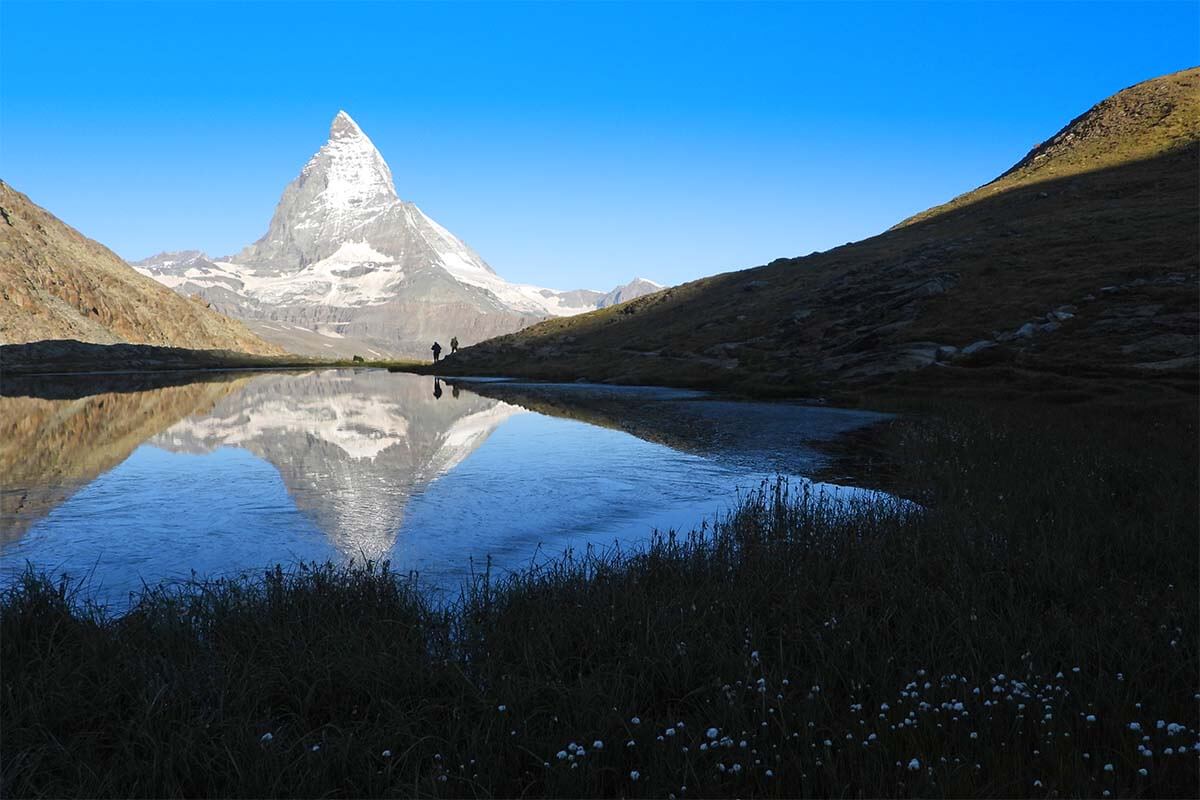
3,403 -> 1196,798
899,66 -> 1200,228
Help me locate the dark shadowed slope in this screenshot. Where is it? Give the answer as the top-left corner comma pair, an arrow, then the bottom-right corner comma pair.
440,68 -> 1199,401
0,181 -> 282,355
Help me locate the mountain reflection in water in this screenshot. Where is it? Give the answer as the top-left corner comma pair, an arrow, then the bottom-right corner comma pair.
147,371 -> 521,555
0,369 -> 886,603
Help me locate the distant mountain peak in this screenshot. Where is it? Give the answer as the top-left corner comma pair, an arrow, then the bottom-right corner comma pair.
132,249 -> 208,267
596,276 -> 664,308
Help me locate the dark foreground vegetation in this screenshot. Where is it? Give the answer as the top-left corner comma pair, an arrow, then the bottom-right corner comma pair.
3,403 -> 1197,798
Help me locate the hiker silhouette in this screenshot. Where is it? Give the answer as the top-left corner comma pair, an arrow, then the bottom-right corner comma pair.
431,341 -> 442,362
450,336 -> 459,354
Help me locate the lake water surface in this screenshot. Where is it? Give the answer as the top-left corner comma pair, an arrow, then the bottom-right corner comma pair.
0,370 -> 886,605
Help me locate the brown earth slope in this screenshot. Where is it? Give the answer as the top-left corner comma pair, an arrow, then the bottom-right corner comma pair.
441,68 -> 1199,403
0,181 -> 282,355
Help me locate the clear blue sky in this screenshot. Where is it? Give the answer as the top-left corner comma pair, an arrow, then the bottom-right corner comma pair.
2,1 -> 1196,290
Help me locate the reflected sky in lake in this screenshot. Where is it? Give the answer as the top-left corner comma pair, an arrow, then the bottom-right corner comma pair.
0,370 -> 885,604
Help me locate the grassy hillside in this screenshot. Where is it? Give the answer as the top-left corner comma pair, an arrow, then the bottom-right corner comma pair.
440,68 -> 1199,402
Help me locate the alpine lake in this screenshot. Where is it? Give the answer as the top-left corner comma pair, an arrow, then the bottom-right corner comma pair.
0,369 -> 890,606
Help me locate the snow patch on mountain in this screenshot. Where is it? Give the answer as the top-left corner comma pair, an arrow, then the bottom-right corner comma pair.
230,242 -> 402,307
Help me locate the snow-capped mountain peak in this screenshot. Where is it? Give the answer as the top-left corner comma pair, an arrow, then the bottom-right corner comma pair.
134,111 -> 666,357
302,110 -> 398,211
232,110 -> 402,273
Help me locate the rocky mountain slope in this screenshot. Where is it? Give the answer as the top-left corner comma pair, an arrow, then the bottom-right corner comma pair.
134,112 -> 661,359
441,67 -> 1199,402
0,182 -> 282,355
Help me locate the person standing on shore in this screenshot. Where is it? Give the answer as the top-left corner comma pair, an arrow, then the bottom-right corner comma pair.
431,341 -> 442,362
450,336 -> 459,354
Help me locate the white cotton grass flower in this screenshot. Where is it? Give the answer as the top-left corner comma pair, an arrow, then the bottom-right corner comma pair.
1128,722 -> 1142,732
907,758 -> 921,771
631,716 -> 641,725
630,770 -> 640,781
311,744 -> 320,752
1138,768 -> 1148,776
497,705 -> 507,712
706,727 -> 720,739
593,740 -> 604,750
1104,763 -> 1114,772
260,732 -> 274,743
382,749 -> 392,758
556,751 -> 568,760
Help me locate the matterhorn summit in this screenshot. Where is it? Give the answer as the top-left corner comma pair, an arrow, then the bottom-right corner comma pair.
233,111 -> 399,270
134,111 -> 663,358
